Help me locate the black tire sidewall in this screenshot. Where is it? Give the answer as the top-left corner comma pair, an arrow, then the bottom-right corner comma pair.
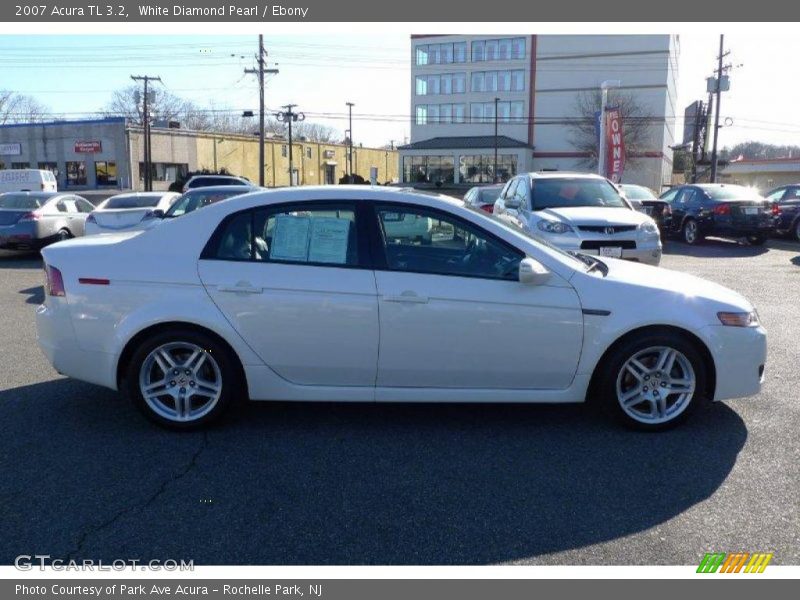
598,332 -> 709,431
124,328 -> 238,430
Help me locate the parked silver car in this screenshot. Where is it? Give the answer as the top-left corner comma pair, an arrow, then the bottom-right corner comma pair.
0,192 -> 93,251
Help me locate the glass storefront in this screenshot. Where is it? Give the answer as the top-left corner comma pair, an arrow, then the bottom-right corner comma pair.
458,154 -> 518,184
402,155 -> 456,184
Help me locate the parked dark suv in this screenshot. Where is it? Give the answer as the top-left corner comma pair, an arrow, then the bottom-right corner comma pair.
764,184 -> 800,241
659,184 -> 776,245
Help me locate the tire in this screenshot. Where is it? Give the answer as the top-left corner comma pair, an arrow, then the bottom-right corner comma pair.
56,229 -> 72,242
596,331 -> 709,431
124,327 -> 240,430
747,234 -> 767,246
681,218 -> 703,245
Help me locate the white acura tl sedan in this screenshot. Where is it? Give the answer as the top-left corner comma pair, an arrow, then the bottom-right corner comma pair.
36,186 -> 766,431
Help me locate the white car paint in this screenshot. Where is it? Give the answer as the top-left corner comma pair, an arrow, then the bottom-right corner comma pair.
85,192 -> 181,235
35,186 -> 766,429
494,172 -> 663,266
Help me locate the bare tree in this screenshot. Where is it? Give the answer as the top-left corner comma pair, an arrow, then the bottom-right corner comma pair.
103,85 -> 198,126
0,91 -> 49,124
567,90 -> 655,169
266,118 -> 340,143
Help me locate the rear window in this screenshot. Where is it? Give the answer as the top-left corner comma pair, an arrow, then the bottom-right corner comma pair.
104,195 -> 160,209
189,177 -> 245,188
0,195 -> 42,209
531,178 -> 627,210
701,185 -> 764,201
621,185 -> 656,200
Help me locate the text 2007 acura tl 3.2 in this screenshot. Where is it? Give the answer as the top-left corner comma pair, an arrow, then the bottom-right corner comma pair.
35,186 -> 766,431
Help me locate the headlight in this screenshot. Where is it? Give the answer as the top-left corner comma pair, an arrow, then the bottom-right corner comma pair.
639,221 -> 659,234
537,220 -> 573,234
717,310 -> 759,327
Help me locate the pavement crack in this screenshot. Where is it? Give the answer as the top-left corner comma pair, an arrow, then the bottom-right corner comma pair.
66,431 -> 209,560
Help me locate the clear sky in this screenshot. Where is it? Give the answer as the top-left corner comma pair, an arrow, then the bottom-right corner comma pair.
0,33 -> 796,151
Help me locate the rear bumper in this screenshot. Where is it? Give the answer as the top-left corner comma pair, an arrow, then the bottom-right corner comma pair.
701,324 -> 767,401
36,302 -> 118,390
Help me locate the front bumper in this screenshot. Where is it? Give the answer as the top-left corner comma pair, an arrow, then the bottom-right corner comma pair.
36,301 -> 118,390
544,233 -> 663,266
700,324 -> 767,401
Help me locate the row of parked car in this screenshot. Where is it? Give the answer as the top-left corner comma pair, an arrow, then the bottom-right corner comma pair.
0,175 -> 257,252
463,175 -> 799,267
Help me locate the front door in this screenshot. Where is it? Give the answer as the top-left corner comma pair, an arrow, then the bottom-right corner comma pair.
325,165 -> 336,185
198,201 -> 379,387
371,203 -> 583,390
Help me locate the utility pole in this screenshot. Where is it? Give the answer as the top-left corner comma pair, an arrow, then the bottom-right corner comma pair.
710,34 -> 729,183
493,97 -> 499,183
346,102 -> 355,183
274,104 -> 305,186
131,75 -> 161,191
245,35 -> 279,187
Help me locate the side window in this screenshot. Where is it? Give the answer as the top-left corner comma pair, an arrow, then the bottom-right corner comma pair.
765,188 -> 785,202
660,188 -> 679,203
504,179 -> 519,203
55,201 -> 68,213
207,204 -> 359,266
376,205 -> 523,281
76,198 -> 94,213
674,189 -> 690,204
783,187 -> 800,201
514,178 -> 529,208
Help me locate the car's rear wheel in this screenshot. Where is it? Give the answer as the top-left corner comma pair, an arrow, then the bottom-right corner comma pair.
682,219 -> 702,245
56,229 -> 72,242
125,328 -> 238,430
747,234 -> 767,246
599,332 -> 708,431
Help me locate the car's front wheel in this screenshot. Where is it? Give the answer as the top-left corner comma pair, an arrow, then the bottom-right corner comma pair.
124,328 -> 239,430
599,332 -> 708,431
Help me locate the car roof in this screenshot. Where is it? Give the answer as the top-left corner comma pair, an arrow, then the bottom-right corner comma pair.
525,171 -> 608,180
189,174 -> 247,181
0,191 -> 61,199
182,185 -> 256,194
108,191 -> 174,198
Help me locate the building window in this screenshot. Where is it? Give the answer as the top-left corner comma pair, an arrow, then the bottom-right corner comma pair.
65,161 -> 87,186
11,162 -> 30,169
459,155 -> 517,184
472,37 -> 526,62
470,101 -> 524,123
415,73 -> 466,96
402,155 -> 455,184
306,147 -> 312,159
472,70 -> 526,92
38,162 -> 59,177
415,42 -> 467,66
416,104 -> 467,125
95,161 -> 117,185
281,145 -> 288,158
138,162 -> 188,182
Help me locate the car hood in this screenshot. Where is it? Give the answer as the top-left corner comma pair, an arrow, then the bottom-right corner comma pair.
539,206 -> 648,225
594,257 -> 753,313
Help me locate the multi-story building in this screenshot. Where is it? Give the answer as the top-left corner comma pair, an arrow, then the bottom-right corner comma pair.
0,117 -> 399,191
400,34 -> 678,191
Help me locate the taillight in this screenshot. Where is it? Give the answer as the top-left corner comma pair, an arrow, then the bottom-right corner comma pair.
663,203 -> 672,216
19,211 -> 41,222
44,265 -> 66,297
771,203 -> 781,216
85,213 -> 97,224
713,203 -> 731,216
480,204 -> 494,213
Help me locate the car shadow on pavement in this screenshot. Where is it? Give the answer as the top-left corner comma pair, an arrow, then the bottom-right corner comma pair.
19,285 -> 44,305
0,378 -> 748,565
663,238 -> 769,258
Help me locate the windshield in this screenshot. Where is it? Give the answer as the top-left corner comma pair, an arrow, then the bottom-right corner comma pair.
531,178 -> 627,209
104,195 -> 160,209
165,189 -> 249,217
701,185 -> 764,201
0,195 -> 42,209
621,185 -> 656,200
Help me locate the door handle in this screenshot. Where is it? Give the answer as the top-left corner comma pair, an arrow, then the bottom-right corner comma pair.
383,292 -> 429,304
218,283 -> 263,294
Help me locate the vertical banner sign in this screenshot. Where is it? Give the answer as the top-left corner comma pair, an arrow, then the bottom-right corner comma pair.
605,107 -> 625,182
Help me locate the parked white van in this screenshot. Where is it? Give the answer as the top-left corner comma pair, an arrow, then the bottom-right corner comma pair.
0,169 -> 58,193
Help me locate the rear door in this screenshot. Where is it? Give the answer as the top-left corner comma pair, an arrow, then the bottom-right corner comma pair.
198,200 -> 379,388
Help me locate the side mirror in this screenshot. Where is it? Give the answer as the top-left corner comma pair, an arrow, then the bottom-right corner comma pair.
519,257 -> 551,286
504,198 -> 521,210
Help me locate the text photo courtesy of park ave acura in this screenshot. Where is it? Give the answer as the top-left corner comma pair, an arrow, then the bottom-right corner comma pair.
0,13 -> 798,582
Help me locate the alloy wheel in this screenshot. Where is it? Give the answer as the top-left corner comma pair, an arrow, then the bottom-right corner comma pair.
683,220 -> 697,244
138,341 -> 223,423
615,346 -> 696,425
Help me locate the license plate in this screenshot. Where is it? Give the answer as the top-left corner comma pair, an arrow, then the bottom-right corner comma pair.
599,246 -> 623,258
743,207 -> 759,215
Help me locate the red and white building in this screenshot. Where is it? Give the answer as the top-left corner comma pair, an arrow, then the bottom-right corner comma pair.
400,34 -> 679,191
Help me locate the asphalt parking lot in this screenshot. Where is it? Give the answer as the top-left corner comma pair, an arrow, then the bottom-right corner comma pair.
0,238 -> 798,566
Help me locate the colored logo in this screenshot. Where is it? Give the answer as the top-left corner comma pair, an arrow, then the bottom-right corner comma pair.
697,552 -> 773,573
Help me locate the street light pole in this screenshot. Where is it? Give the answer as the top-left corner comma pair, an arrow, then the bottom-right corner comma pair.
597,80 -> 621,178
493,97 -> 500,183
346,102 -> 355,183
275,105 -> 305,186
